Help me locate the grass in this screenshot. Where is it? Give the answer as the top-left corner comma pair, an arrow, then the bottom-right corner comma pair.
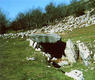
61,24 -> 95,42
0,24 -> 95,80
0,38 -> 72,80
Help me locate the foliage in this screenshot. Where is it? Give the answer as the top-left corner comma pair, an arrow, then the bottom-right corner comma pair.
10,13 -> 26,31
9,0 -> 87,31
1,0 -> 95,32
30,9 -> 43,28
0,10 -> 9,34
45,3 -> 57,23
10,9 -> 44,31
68,0 -> 85,17
88,0 -> 95,8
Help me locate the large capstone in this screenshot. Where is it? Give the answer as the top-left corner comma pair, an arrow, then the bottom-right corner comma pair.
65,39 -> 77,63
30,34 -> 61,43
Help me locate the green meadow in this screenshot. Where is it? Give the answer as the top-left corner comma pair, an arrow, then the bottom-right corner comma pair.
0,24 -> 95,80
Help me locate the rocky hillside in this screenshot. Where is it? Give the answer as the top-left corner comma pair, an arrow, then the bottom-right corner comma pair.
38,9 -> 95,33
0,9 -> 95,39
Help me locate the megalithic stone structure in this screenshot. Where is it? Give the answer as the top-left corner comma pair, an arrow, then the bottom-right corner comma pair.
76,41 -> 91,66
30,33 -> 61,43
65,39 -> 77,63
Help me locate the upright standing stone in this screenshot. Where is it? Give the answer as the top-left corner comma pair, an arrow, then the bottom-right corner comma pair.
93,54 -> 95,63
76,41 -> 91,66
33,42 -> 37,48
65,39 -> 77,63
30,39 -> 34,47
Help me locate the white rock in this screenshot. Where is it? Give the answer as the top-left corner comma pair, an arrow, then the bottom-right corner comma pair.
90,67 -> 94,70
65,70 -> 84,80
47,66 -> 51,68
46,54 -> 51,61
42,52 -> 45,56
26,38 -> 30,41
33,42 -> 37,48
43,53 -> 51,61
58,61 -> 69,66
26,57 -> 35,61
93,54 -> 95,61
77,41 -> 91,66
30,39 -> 34,47
50,29 -> 55,33
51,57 -> 57,61
65,39 -> 77,63
35,48 -> 41,51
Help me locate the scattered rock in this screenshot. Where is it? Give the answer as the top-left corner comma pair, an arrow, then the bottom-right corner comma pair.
35,48 -> 41,51
58,61 -> 69,66
90,67 -> 94,70
47,65 -> 51,68
84,69 -> 88,72
65,70 -> 84,80
26,57 -> 35,61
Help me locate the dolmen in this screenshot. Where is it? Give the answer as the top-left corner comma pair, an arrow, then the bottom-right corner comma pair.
29,34 -> 92,68
29,34 -> 66,68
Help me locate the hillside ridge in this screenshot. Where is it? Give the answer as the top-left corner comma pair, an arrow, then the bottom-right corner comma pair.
0,9 -> 95,38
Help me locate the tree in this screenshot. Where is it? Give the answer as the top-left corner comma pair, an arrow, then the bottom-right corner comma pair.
11,8 -> 44,30
10,12 -> 27,31
69,0 -> 85,17
30,9 -> 43,28
0,10 -> 9,34
45,3 -> 57,23
80,0 -> 95,11
88,0 -> 95,8
56,4 -> 70,18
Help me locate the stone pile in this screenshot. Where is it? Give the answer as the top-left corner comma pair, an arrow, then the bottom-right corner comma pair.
0,9 -> 95,39
0,30 -> 33,39
40,9 -> 95,33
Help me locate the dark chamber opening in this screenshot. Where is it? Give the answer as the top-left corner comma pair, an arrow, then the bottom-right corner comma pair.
39,40 -> 66,58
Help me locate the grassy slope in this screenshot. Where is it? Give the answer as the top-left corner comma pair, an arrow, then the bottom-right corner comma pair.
0,38 -> 72,80
62,24 -> 95,42
0,24 -> 95,80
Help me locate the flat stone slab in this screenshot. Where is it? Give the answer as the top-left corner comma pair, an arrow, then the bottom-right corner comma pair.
30,34 -> 61,43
